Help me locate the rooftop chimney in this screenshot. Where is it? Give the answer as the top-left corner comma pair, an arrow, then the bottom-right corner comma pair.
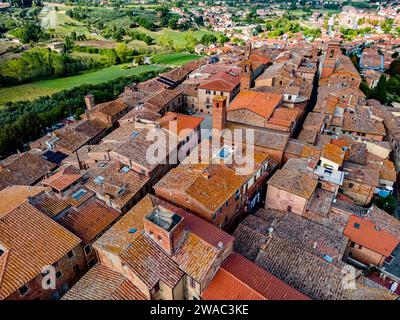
84,94 -> 95,111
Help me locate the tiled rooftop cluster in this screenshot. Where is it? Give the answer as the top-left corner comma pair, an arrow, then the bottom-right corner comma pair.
0,40 -> 399,301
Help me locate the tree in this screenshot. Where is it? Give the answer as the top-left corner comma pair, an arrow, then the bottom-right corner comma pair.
12,23 -> 45,43
387,59 -> 400,76
115,43 -> 128,63
133,55 -> 144,65
200,34 -> 218,45
370,75 -> 388,104
158,34 -> 174,51
359,81 -> 370,96
218,34 -> 229,44
63,35 -> 73,52
184,32 -> 197,52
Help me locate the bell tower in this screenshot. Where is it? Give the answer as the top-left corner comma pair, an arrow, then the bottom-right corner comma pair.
241,61 -> 253,92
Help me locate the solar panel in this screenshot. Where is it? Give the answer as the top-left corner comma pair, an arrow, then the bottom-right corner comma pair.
42,150 -> 68,164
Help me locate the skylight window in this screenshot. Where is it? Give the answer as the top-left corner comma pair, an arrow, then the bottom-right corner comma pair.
218,147 -> 232,159
72,189 -> 87,200
94,175 -> 105,185
131,131 -> 139,139
324,255 -> 333,263
354,223 -> 360,229
121,166 -> 130,173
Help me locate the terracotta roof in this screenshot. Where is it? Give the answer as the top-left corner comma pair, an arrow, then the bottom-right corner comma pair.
366,206 -> 400,240
342,111 -> 385,136
202,267 -> 267,300
146,88 -> 182,110
0,186 -> 46,218
233,211 -> 353,300
120,234 -> 184,290
90,98 -> 128,118
0,203 -> 81,299
0,152 -> 56,191
53,119 -> 110,154
267,158 -> 318,199
301,145 -> 321,159
94,193 -> 234,255
155,163 -> 248,214
198,70 -> 241,92
57,199 -> 121,244
172,233 -> 219,283
202,252 -> 310,300
321,143 -> 345,166
158,112 -> 204,140
344,215 -> 399,257
298,128 -> 319,144
42,166 -> 82,192
228,91 -> 282,119
62,265 -> 147,300
29,192 -> 70,219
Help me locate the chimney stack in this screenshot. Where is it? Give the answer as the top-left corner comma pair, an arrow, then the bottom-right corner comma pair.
212,95 -> 227,132
84,94 -> 95,111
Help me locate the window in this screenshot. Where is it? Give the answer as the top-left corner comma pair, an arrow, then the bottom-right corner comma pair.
350,242 -> 355,248
225,201 -> 229,208
74,264 -> 81,274
190,278 -> 196,288
56,271 -> 62,279
353,223 -> 360,229
19,285 -> 29,296
287,205 -> 292,212
235,189 -> 240,201
212,213 -> 217,221
88,259 -> 96,268
348,183 -> 354,188
288,95 -> 292,101
84,244 -> 91,255
67,250 -> 74,259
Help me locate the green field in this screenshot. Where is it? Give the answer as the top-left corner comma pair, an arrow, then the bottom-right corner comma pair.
0,64 -> 165,104
151,53 -> 202,66
133,27 -> 217,47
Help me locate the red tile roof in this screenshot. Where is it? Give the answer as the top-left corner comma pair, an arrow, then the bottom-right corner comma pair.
228,91 -> 282,119
42,166 -> 82,192
198,70 -> 241,92
202,252 -> 310,300
120,234 -> 184,290
0,203 -> 81,299
344,215 -> 399,257
58,199 -> 121,243
62,265 -> 147,300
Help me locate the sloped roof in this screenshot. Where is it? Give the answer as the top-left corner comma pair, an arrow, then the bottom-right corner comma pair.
202,252 -> 310,300
267,158 -> 318,199
0,203 -> 81,299
344,215 -> 399,257
228,91 -> 282,119
120,234 -> 184,290
62,265 -> 147,300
